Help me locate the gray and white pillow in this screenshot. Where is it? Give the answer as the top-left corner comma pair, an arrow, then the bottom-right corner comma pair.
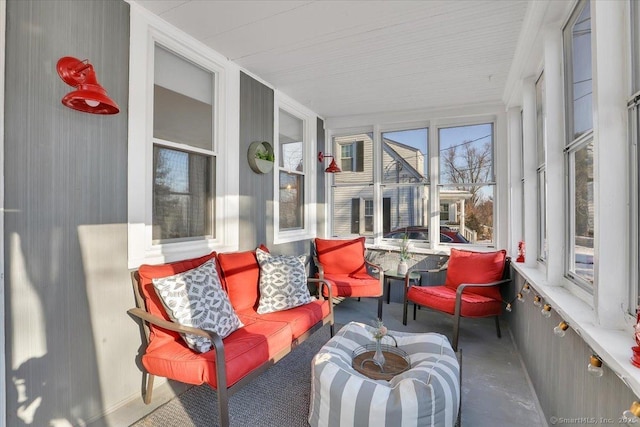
152,259 -> 243,353
256,248 -> 313,314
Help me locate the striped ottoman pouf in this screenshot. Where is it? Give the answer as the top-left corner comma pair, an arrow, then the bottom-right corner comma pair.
309,321 -> 460,427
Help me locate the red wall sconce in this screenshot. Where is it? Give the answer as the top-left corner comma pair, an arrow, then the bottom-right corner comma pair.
56,56 -> 119,115
318,151 -> 341,173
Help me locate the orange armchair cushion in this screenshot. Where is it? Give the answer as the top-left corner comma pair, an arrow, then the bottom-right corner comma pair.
315,237 -> 367,275
444,249 -> 507,300
407,285 -> 502,317
322,273 -> 382,298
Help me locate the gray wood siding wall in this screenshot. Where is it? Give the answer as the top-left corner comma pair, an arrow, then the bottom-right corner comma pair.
4,0 -> 132,425
239,72 -> 274,250
505,270 -> 638,422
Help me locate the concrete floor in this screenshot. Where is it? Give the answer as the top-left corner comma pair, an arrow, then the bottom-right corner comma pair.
337,292 -> 547,427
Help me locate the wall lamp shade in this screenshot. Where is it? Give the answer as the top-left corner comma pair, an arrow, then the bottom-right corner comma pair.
318,152 -> 341,173
57,56 -> 119,115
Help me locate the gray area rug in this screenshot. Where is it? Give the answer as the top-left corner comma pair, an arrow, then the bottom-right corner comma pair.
130,324 -> 337,427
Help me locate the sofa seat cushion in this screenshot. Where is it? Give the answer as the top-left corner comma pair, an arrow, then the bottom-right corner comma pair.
238,299 -> 331,341
321,273 -> 382,298
407,285 -> 502,317
143,316 -> 292,389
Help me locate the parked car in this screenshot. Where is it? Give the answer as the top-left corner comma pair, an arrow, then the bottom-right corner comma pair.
384,226 -> 470,243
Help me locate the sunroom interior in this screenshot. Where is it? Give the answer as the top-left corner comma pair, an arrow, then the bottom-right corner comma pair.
2,0 -> 640,426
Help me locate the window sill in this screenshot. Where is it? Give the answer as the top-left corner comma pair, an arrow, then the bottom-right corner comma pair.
511,263 -> 640,397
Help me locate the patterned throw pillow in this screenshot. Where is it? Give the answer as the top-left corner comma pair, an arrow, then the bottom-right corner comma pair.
256,248 -> 313,314
152,259 -> 243,353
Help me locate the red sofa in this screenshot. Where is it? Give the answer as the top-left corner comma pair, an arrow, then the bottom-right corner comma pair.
128,248 -> 334,427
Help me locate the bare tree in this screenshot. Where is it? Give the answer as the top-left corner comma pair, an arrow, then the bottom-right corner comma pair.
441,141 -> 492,207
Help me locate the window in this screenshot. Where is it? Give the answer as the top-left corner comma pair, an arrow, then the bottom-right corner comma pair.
152,45 -> 214,243
331,132 -> 374,236
381,128 -> 429,240
340,142 -> 364,172
364,199 -> 374,232
440,203 -> 450,222
536,72 -> 547,262
439,123 -> 495,244
278,108 -> 305,230
127,10 -> 236,267
564,0 -> 594,288
274,96 -> 316,243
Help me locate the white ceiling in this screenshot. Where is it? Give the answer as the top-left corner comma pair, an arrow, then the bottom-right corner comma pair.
135,0 -> 530,119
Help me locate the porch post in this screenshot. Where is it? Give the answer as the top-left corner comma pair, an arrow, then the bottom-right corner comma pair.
543,25 -> 566,285
592,0 -> 630,327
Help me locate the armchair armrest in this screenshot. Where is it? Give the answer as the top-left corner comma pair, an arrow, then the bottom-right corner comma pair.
307,278 -> 334,301
364,259 -> 383,276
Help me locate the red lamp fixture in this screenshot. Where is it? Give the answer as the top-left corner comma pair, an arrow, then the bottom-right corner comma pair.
318,151 -> 341,173
56,56 -> 119,115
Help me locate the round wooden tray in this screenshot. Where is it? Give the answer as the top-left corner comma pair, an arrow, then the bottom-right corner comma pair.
352,344 -> 410,381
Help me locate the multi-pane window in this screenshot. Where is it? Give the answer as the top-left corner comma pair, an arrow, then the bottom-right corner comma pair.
152,45 -> 214,242
564,0 -> 594,288
536,72 -> 547,262
278,108 -> 305,230
381,128 -> 429,240
439,123 -> 494,244
340,142 -> 364,172
331,133 -> 374,236
364,199 -> 374,232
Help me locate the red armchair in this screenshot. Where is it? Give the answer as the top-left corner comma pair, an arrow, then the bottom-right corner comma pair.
403,248 -> 510,351
313,237 -> 385,318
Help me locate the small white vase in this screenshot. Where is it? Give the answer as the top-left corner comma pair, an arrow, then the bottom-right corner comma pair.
373,338 -> 386,369
397,260 -> 408,275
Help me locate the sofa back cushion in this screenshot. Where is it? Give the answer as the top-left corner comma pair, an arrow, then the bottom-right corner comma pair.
314,237 -> 367,275
137,251 -> 217,343
152,259 -> 243,352
217,247 -> 268,311
444,248 -> 507,300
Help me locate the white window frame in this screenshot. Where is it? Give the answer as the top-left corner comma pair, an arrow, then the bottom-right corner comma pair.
380,124 -> 430,246
340,143 -> 355,172
563,0 -> 595,291
436,119 -> 498,247
273,92 -> 317,244
535,72 -> 547,263
127,5 -> 239,268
